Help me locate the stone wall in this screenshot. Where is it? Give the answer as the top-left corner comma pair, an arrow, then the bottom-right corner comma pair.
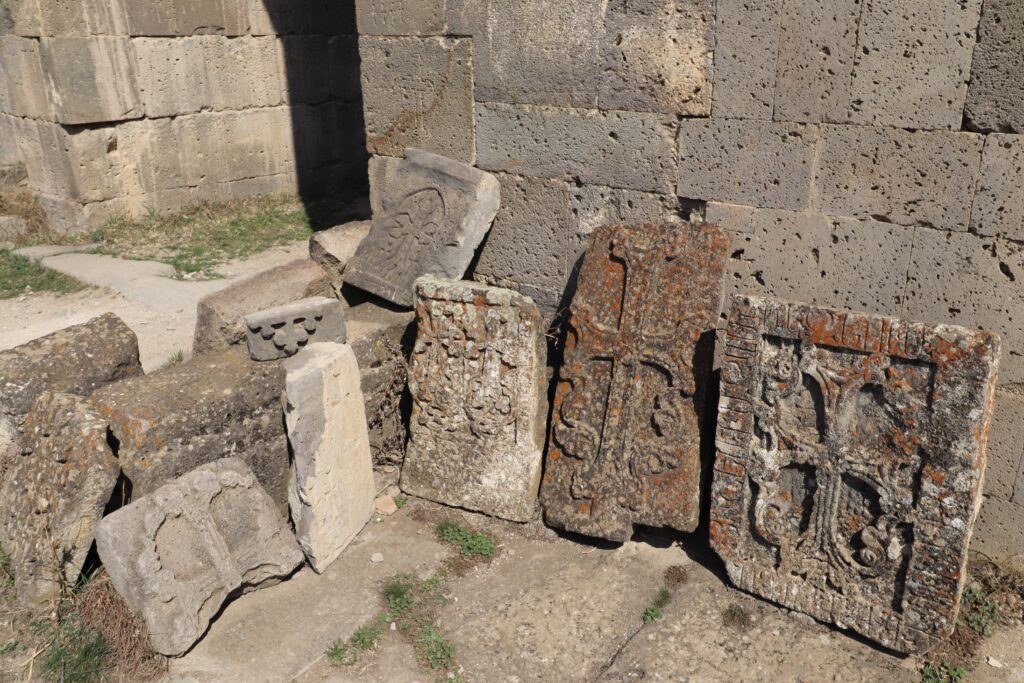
356,0 -> 1024,558
0,0 -> 366,233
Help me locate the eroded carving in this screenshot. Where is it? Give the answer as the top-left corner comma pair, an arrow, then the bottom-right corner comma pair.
244,296 -> 346,361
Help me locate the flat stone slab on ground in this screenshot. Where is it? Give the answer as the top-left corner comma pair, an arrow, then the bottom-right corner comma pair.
0,392 -> 119,609
11,242 -> 101,262
284,343 -> 375,572
711,295 -> 1001,653
308,221 -> 370,292
401,276 -> 548,522
245,297 -> 347,361
541,221 -> 729,541
343,149 -> 500,307
95,458 -> 303,657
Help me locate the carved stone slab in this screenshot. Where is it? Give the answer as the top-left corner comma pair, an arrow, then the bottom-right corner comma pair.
540,222 -> 729,540
710,295 -> 1001,653
400,276 -> 548,522
94,458 -> 303,656
244,296 -> 346,361
344,149 -> 500,307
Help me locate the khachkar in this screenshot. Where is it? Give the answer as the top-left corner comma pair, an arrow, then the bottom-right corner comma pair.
344,149 -> 500,307
711,295 -> 1001,653
400,276 -> 548,522
541,222 -> 729,541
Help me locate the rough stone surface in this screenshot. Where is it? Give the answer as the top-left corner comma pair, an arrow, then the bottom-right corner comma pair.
570,184 -> 681,240
94,458 -> 303,657
359,37 -> 474,163
193,259 -> 330,355
0,215 -> 27,242
39,37 -> 142,124
90,346 -> 291,512
970,134 -> 1024,241
973,495 -> 1024,561
0,392 -> 119,609
712,0 -> 781,119
0,161 -> 27,189
244,296 -> 347,362
0,312 -> 142,423
283,343 -> 375,572
677,119 -> 818,209
401,277 -> 548,522
711,295 -> 1001,653
121,0 -> 248,37
813,125 -> 983,231
541,222 -> 729,540
344,149 -> 500,307
355,0 -> 444,35
477,102 -> 678,194
984,391 -> 1024,502
965,0 -> 1024,133
308,220 -> 370,292
848,0 -> 981,130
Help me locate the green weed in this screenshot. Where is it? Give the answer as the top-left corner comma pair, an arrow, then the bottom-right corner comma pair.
383,575 -> 416,617
325,640 -> 353,666
350,624 -> 383,652
415,624 -> 455,670
961,585 -> 999,637
394,496 -> 408,509
37,615 -> 109,683
922,661 -> 968,683
435,522 -> 497,558
0,250 -> 87,299
642,607 -> 663,623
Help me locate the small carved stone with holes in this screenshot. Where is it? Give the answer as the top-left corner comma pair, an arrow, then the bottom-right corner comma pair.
244,296 -> 346,361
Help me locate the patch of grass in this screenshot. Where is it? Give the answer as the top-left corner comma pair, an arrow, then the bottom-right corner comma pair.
0,249 -> 87,299
435,521 -> 497,558
0,640 -> 17,656
962,585 -> 999,636
37,615 -> 109,683
415,623 -> 455,671
383,575 -> 417,617
722,604 -> 751,630
642,606 -> 663,623
394,496 -> 408,509
0,187 -> 50,244
653,587 -> 671,610
921,662 -> 968,683
158,350 -> 186,371
325,640 -> 353,666
0,542 -> 13,589
350,624 -> 383,652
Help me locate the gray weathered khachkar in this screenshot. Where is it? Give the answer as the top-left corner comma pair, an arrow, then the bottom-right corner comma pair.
343,149 -> 500,307
711,295 -> 1001,653
400,276 -> 548,522
541,222 -> 729,540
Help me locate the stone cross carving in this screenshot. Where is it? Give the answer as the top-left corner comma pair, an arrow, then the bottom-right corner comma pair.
711,295 -> 1001,653
541,222 -> 729,540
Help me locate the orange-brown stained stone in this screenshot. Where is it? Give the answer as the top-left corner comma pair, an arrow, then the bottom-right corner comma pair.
710,295 -> 1001,654
540,222 -> 729,541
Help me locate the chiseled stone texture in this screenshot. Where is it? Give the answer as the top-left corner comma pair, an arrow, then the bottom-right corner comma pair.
965,0 -> 1024,133
0,393 -> 119,609
244,297 -> 347,362
283,343 -> 374,571
0,36 -> 50,119
90,346 -> 291,512
121,0 -> 248,37
677,118 -> 818,210
973,495 -> 1024,561
0,312 -> 141,423
308,220 -> 370,292
39,37 -> 142,124
848,0 -> 981,130
711,295 -> 1000,653
401,277 -> 548,522
345,149 -> 500,307
477,102 -> 678,194
711,0 -> 781,120
356,0 -> 444,35
983,391 -> 1024,502
970,134 -> 1024,241
813,125 -> 983,231
542,222 -> 729,541
95,458 -> 303,657
359,36 -> 474,163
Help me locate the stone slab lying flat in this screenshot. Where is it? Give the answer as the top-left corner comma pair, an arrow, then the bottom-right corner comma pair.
308,220 -> 370,292
541,222 -> 729,541
711,295 -> 1001,653
95,458 -> 303,657
0,392 -> 119,609
401,277 -> 548,522
343,149 -> 500,307
284,343 -> 375,572
245,296 -> 346,361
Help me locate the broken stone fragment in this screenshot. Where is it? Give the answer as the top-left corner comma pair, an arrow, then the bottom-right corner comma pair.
0,392 -> 119,609
244,296 -> 347,362
540,221 -> 729,541
283,342 -> 375,572
710,295 -> 1001,653
344,149 -> 500,307
94,458 -> 303,657
400,276 -> 548,522
308,220 -> 371,293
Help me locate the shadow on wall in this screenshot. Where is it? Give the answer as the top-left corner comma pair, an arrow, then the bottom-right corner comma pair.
263,0 -> 369,230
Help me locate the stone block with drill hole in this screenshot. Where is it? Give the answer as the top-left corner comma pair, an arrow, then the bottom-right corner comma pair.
0,393 -> 119,609
308,220 -> 370,293
541,222 -> 729,541
283,343 -> 374,572
344,149 -> 500,307
400,277 -> 548,522
90,347 -> 290,512
710,295 -> 1001,653
94,458 -> 303,657
244,297 -> 347,362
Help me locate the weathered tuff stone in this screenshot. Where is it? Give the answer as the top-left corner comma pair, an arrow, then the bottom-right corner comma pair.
39,37 -> 142,125
90,346 -> 290,512
965,0 -> 1024,133
356,0 -> 444,35
283,343 -> 374,572
711,0 -> 781,119
95,458 -> 303,657
0,393 -> 119,609
970,134 -> 1024,241
344,149 -> 500,307
193,259 -> 330,355
710,295 -> 1001,653
0,312 -> 142,424
401,277 -> 548,522
308,221 -> 370,292
244,297 -> 347,362
541,222 -> 729,540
